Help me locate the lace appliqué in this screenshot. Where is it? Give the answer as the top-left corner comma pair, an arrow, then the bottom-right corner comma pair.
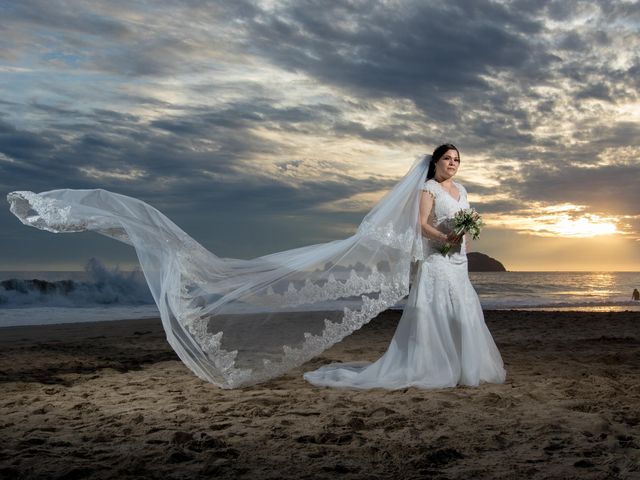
422,254 -> 469,306
357,220 -> 418,253
7,191 -> 132,243
256,265 -> 387,308
422,180 -> 469,226
7,191 -> 86,233
357,219 -> 425,262
176,265 -> 411,388
180,310 -> 254,387
248,273 -> 410,387
421,182 -> 437,199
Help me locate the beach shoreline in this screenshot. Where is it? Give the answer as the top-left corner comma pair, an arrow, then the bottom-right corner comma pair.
1,310 -> 638,479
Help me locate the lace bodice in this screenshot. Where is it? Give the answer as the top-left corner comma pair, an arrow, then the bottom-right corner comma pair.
421,179 -> 470,258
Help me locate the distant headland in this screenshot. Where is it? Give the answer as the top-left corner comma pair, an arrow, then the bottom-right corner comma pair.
468,252 -> 507,272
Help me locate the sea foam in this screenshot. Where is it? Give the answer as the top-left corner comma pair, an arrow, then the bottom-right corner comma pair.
0,258 -> 153,308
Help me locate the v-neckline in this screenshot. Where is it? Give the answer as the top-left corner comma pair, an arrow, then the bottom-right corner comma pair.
435,180 -> 461,203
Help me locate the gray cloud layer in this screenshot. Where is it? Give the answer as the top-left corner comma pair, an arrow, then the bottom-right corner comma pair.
0,0 -> 638,268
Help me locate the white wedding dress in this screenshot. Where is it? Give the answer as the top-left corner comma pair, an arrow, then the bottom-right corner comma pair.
303,179 -> 507,389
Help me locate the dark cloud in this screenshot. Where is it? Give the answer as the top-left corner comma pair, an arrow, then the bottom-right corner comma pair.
209,0 -> 637,170
3,0 -> 131,37
0,120 -> 56,161
236,0 -> 549,122
508,162 -> 640,217
0,99 -> 395,215
0,0 -> 638,267
471,199 -> 528,214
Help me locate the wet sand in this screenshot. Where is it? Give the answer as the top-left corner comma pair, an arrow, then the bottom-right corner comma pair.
0,310 -> 639,479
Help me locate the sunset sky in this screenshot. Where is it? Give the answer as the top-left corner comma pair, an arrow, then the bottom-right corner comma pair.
1,0 -> 638,271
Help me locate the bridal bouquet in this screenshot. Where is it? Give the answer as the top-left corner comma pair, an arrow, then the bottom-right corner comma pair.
440,208 -> 484,255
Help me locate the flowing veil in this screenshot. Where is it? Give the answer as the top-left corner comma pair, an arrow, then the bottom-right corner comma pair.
7,154 -> 430,388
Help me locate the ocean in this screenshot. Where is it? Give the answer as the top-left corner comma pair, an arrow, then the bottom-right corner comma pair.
1,265 -> 639,327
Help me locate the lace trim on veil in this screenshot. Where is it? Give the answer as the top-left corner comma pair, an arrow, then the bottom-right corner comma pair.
178,273 -> 410,388
174,224 -> 415,387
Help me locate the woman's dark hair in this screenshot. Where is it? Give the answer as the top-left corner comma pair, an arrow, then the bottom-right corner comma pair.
427,143 -> 460,180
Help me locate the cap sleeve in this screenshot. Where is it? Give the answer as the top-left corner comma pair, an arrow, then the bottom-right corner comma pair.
421,179 -> 438,199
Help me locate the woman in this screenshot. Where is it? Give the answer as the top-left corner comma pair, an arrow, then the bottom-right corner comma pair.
8,145 -> 505,390
303,144 -> 506,389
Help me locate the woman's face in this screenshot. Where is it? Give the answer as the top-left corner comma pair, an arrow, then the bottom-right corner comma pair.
434,149 -> 460,180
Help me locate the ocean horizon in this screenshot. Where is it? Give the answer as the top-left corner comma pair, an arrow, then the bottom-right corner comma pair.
1,267 -> 639,327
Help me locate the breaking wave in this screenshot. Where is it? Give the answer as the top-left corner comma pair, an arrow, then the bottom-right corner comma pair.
0,258 -> 153,307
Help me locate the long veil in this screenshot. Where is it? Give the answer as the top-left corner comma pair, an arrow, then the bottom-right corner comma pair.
7,154 -> 430,388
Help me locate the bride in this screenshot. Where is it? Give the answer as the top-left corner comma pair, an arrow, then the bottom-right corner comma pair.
7,144 -> 505,390
304,144 -> 506,389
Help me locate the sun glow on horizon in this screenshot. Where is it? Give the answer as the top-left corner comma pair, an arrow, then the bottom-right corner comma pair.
484,203 -> 621,239
548,215 -> 618,237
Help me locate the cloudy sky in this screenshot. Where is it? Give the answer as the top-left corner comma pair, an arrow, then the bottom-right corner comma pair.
1,0 -> 638,271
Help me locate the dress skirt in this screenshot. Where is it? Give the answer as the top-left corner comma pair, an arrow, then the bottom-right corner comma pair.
303,253 -> 507,389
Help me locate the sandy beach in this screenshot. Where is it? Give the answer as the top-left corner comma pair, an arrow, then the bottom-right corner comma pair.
0,310 -> 638,479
